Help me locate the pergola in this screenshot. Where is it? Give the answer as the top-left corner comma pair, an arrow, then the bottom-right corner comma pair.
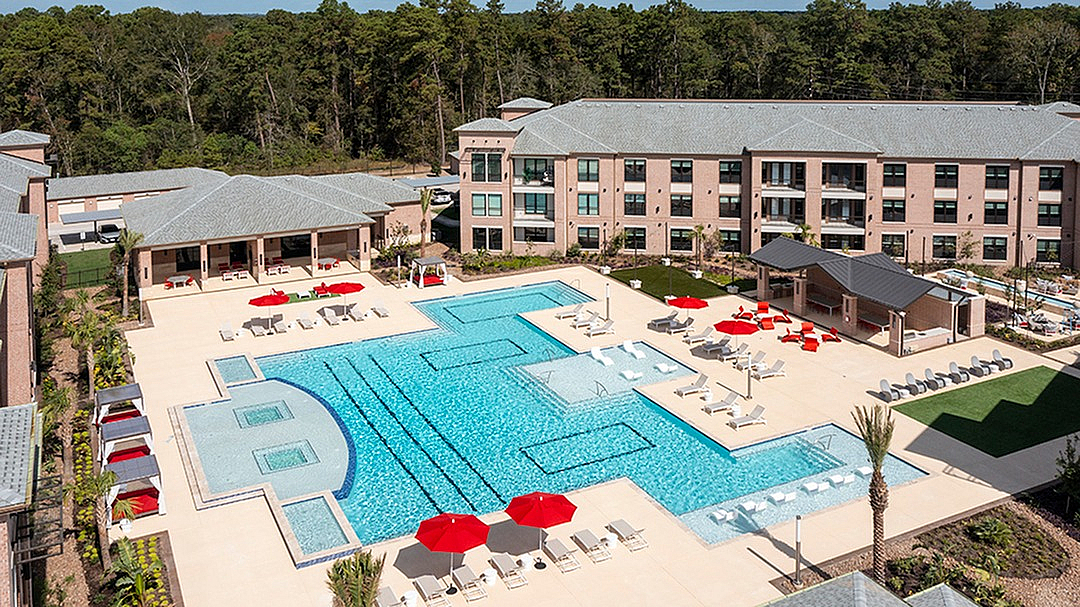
100,416 -> 154,465
105,454 -> 165,526
94,383 -> 144,425
409,256 -> 449,288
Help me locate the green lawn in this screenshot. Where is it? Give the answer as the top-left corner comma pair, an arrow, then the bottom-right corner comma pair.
609,264 -> 725,301
895,366 -> 1080,457
59,248 -> 114,287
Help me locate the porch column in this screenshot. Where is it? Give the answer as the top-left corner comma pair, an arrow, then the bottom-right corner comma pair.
137,249 -> 152,289
842,294 -> 859,335
756,266 -> 772,301
310,230 -> 319,271
968,296 -> 986,337
198,242 -> 209,282
254,237 -> 265,280
889,310 -> 905,356
358,225 -> 371,272
793,277 -> 807,316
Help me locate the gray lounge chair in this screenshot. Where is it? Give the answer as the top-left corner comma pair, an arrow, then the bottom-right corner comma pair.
375,586 -> 402,607
607,519 -> 648,551
321,308 -> 342,326
586,319 -> 615,337
219,323 -> 235,341
543,538 -> 580,573
647,311 -> 678,330
555,303 -> 584,320
905,372 -> 927,394
992,349 -> 1013,370
683,326 -> 714,345
451,565 -> 487,602
924,368 -> 946,389
700,337 -> 731,355
948,361 -> 970,383
489,553 -> 527,589
371,304 -> 390,318
273,319 -> 290,334
729,404 -> 767,429
666,317 -> 695,335
735,351 -> 766,371
250,323 -> 270,337
969,355 -> 993,377
718,343 -> 749,362
296,315 -> 316,330
413,575 -> 450,607
753,359 -> 786,380
348,304 -> 367,322
703,391 -> 739,415
675,374 -> 709,397
571,529 -> 612,563
879,379 -> 900,402
571,311 -> 599,329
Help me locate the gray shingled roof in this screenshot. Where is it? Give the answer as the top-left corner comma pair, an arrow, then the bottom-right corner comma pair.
0,184 -> 22,214
48,167 -> 228,201
498,97 -> 552,110
904,584 -> 978,607
0,129 -> 50,147
759,572 -> 908,607
0,403 -> 38,511
749,237 -> 844,270
815,255 -> 935,310
301,171 -> 418,207
123,174 -> 380,247
470,99 -> 1080,160
0,212 -> 38,261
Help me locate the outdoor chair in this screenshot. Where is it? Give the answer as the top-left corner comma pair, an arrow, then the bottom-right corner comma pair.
219,323 -> 235,341
948,361 -> 970,383
970,355 -> 995,377
709,509 -> 737,523
607,519 -> 648,551
779,329 -> 801,343
313,283 -> 331,298
413,575 -> 450,607
800,321 -> 815,335
992,349 -> 1014,370
543,539 -> 581,573
801,337 -> 819,352
753,360 -> 786,380
729,405 -> 767,429
296,315 -> 316,330
590,347 -> 614,366
451,565 -> 488,602
718,343 -> 749,362
879,379 -> 900,402
700,337 -> 732,355
348,304 -> 367,322
555,303 -> 584,320
666,317 -> 695,335
732,306 -> 754,320
372,304 -> 391,318
571,311 -> 599,329
586,319 -> 615,337
905,372 -> 927,394
489,554 -> 527,589
769,491 -> 797,504
735,351 -> 766,371
622,341 -> 646,359
740,500 -> 768,514
675,374 -> 709,397
375,587 -> 403,607
683,326 -> 714,345
774,309 -> 793,323
703,391 -> 739,415
620,370 -> 643,381
250,323 -> 270,337
758,316 -> 775,330
923,368 -> 947,389
647,311 -> 678,330
571,529 -> 612,563
756,301 -> 770,316
321,308 -> 342,326
821,327 -> 841,342
273,319 -> 290,334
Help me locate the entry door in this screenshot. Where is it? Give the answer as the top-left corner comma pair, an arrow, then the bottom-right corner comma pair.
957,302 -> 970,336
229,242 -> 247,264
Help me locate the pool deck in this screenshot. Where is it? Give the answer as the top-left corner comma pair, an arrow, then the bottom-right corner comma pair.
122,266 -> 1076,607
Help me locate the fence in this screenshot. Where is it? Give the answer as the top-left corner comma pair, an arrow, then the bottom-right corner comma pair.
61,267 -> 113,288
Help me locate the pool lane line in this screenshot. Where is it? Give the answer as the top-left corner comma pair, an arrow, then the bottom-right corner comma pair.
361,355 -> 508,504
440,291 -> 565,324
417,338 -> 528,372
321,361 -> 442,513
342,357 -> 479,512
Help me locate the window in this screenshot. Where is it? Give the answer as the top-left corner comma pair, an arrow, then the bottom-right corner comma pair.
718,196 -> 740,218
471,193 -> 502,217
762,162 -> 805,188
985,166 -> 1009,190
1036,239 -> 1061,263
670,195 -> 693,217
983,237 -> 1007,261
513,227 -> 554,243
719,161 -> 741,183
624,159 -> 646,182
577,193 -> 599,216
1040,167 -> 1064,191
762,197 -> 804,223
520,158 -> 551,184
761,232 -> 783,246
671,160 -> 693,183
935,164 -> 958,188
1038,203 -> 1062,226
718,230 -> 741,251
882,234 -> 906,257
175,245 -> 200,272
471,152 -> 502,182
882,164 -> 906,187
577,158 -> 599,182
472,227 -> 503,251
670,228 -> 693,251
624,227 -> 646,250
822,164 -> 865,191
822,234 -> 865,251
279,234 -> 311,259
933,235 -> 957,259
882,199 -> 905,222
624,194 -> 646,216
523,193 -> 549,215
933,200 -> 957,223
577,227 -> 600,250
822,199 -> 865,226
984,201 -> 1008,224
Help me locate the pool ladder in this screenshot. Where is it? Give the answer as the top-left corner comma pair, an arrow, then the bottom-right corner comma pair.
813,434 -> 835,451
538,370 -> 553,384
594,381 -> 609,398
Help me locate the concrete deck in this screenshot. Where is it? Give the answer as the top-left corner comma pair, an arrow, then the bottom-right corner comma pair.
121,266 -> 1073,607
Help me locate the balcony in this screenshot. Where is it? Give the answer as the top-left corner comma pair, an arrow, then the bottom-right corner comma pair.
761,214 -> 804,233
513,170 -> 554,187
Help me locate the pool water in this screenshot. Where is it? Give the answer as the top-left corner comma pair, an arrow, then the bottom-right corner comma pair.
215,355 -> 258,384
281,497 -> 350,555
233,280 -> 925,545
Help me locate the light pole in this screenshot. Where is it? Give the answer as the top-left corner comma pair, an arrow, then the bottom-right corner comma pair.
794,515 -> 803,587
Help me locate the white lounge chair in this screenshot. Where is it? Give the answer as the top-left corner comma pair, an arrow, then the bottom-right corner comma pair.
735,351 -> 766,371
855,466 -> 874,478
675,374 -> 709,397
250,323 -> 270,337
729,405 -> 767,429
571,311 -> 599,329
718,343 -> 749,362
905,372 -> 927,394
666,317 -> 695,335
802,481 -> 830,493
752,359 -> 786,380
586,319 -> 615,337
543,538 -> 580,573
970,355 -> 994,377
683,326 -> 714,345
371,304 -> 390,318
413,575 -> 450,607
647,311 -> 678,330
829,474 -> 856,486
924,368 -> 946,389
948,361 -> 970,383
607,519 -> 648,551
322,308 -> 342,326
375,586 -> 402,607
709,509 -> 737,523
992,349 -> 1014,370
620,369 -> 643,381
622,340 -> 646,359
703,391 -> 739,415
297,315 -> 316,330
571,529 -> 612,563
555,303 -> 584,320
739,500 -> 768,514
655,362 -> 678,373
590,347 -> 614,366
768,491 -> 797,504
219,323 -> 236,341
451,565 -> 487,602
489,553 -> 527,589
348,304 -> 367,322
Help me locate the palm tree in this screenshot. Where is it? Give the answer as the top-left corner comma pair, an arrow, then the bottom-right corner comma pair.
852,404 -> 895,584
691,224 -> 707,271
796,223 -> 818,247
109,536 -> 161,607
67,469 -> 119,571
66,309 -> 108,400
326,550 -> 385,607
418,188 -> 433,258
115,229 -> 144,318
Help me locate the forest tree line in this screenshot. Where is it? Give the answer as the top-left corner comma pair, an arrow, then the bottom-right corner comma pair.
1,0 -> 1079,176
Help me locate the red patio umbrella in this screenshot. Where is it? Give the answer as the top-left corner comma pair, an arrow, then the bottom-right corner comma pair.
416,513 -> 490,586
505,492 -> 577,556
668,296 -> 709,320
248,292 -> 290,329
713,319 -> 759,346
326,281 -> 365,307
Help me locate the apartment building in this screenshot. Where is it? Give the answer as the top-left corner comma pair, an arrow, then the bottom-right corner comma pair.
455,98 -> 1080,268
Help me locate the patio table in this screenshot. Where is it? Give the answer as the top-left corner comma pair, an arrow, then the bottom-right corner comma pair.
318,257 -> 339,270
806,295 -> 839,316
166,275 -> 193,288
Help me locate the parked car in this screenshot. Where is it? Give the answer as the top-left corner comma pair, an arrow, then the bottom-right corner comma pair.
97,223 -> 121,243
433,189 -> 453,204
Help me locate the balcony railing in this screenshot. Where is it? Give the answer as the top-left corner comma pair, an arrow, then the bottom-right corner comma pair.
822,216 -> 866,228
513,169 -> 554,186
822,180 -> 866,193
762,214 -> 804,224
762,180 -> 805,191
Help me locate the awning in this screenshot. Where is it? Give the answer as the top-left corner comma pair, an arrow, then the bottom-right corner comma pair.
60,209 -> 122,224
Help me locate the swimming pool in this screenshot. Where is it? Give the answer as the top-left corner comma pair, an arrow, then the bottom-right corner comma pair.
940,269 -> 1077,311
184,280 -> 924,547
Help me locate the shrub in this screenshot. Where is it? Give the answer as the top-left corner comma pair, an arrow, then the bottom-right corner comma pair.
967,517 -> 1013,548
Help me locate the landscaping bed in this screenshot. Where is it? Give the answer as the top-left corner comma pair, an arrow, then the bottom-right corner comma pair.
609,264 -> 726,300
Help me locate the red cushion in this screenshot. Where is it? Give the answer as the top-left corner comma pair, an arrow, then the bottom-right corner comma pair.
759,318 -> 775,330
108,446 -> 151,464
100,409 -> 140,425
802,339 -> 819,352
114,488 -> 159,520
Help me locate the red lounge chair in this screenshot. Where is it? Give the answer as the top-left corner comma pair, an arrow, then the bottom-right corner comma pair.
800,321 -> 815,335
113,487 -> 160,521
802,338 -> 819,352
759,317 -> 775,330
734,306 -> 754,320
780,329 -> 801,343
774,309 -> 793,323
272,289 -> 286,297
217,263 -> 230,273
313,283 -> 331,297
822,327 -> 842,343
756,301 -> 770,316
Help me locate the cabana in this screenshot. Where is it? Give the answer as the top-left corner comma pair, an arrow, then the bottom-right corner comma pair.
105,454 -> 165,525
749,238 -> 984,356
409,256 -> 449,288
94,383 -> 144,425
100,416 -> 154,465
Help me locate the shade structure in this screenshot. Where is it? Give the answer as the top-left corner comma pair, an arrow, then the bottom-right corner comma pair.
714,319 -> 759,347
505,492 -> 577,529
667,296 -> 709,310
249,292 -> 289,328
326,281 -> 365,307
416,513 -> 489,583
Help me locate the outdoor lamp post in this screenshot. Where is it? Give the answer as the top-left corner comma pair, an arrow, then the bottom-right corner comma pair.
794,515 -> 803,587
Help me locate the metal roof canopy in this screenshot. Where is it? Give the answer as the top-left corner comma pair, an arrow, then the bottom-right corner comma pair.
61,209 -> 122,224
95,383 -> 143,407
100,416 -> 151,442
749,237 -> 844,271
106,454 -> 159,483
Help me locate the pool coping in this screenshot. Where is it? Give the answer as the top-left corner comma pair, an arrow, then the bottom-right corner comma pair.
207,352 -> 265,398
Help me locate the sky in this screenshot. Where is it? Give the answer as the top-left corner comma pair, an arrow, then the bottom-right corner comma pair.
2,0 -> 1060,14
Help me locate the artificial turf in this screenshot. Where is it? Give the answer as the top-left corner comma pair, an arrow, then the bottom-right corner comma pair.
609,264 -> 726,301
894,365 -> 1080,457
